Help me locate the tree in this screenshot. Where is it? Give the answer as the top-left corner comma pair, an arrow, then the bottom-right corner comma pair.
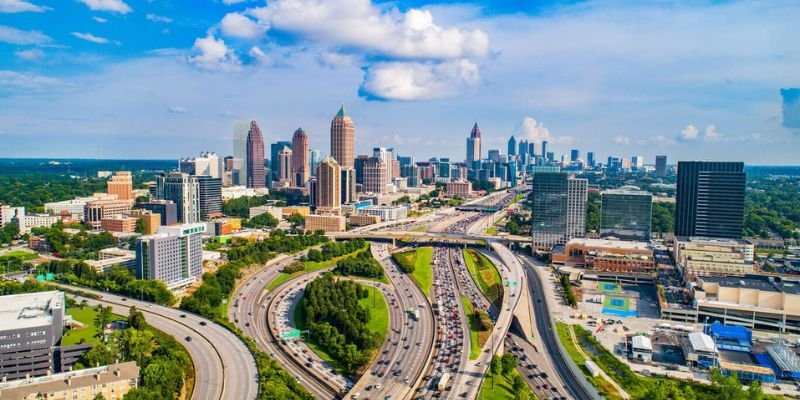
511,374 -> 527,399
135,218 -> 146,234
710,369 -> 749,400
120,328 -> 155,366
142,359 -> 184,398
93,393 -> 105,400
490,355 -> 501,388
81,342 -> 116,368
501,353 -> 517,376
0,220 -> 19,244
128,306 -> 147,330
287,213 -> 305,228
643,379 -> 696,400
243,212 -> 278,229
94,305 -> 113,335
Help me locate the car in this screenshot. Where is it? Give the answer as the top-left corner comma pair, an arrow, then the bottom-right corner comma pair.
185,336 -> 192,342
374,383 -> 382,389
180,314 -> 186,318
120,298 -> 127,301
199,321 -> 207,326
245,322 -> 250,327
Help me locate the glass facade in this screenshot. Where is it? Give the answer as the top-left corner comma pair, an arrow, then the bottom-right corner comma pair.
531,172 -> 568,249
600,189 -> 652,240
676,161 -> 745,239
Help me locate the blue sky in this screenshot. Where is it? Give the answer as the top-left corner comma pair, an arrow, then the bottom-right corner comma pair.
0,0 -> 798,164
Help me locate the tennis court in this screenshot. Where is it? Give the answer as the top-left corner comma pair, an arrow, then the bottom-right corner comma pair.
598,282 -> 622,293
602,295 -> 638,317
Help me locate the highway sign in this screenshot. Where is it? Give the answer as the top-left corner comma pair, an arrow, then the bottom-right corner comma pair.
281,329 -> 301,339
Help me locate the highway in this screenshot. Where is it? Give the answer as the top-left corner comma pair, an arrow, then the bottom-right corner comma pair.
52,283 -> 258,400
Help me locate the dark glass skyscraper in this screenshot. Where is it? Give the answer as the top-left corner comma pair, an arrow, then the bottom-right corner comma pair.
531,172 -> 587,249
600,187 -> 652,240
655,155 -> 667,177
197,175 -> 222,220
508,136 -> 517,156
246,120 -> 266,188
675,161 -> 745,239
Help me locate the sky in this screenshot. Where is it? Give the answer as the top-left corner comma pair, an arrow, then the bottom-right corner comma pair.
0,0 -> 798,165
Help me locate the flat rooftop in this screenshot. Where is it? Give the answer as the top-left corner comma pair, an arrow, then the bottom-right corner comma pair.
0,362 -> 138,396
567,237 -> 652,251
700,274 -> 800,296
0,291 -> 64,330
675,236 -> 752,246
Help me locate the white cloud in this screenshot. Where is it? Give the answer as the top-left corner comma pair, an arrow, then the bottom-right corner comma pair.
77,0 -> 131,14
220,12 -> 267,39
71,32 -> 111,44
517,117 -> 573,144
188,34 -> 241,72
318,52 -> 359,68
0,25 -> 52,45
0,0 -> 50,13
612,135 -> 630,145
146,13 -> 172,23
678,124 -> 699,142
222,0 -> 246,4
248,46 -> 272,65
359,59 -> 479,101
248,0 -> 489,60
703,124 -> 723,142
636,135 -> 674,146
15,48 -> 44,61
168,106 -> 187,113
93,16 -> 107,23
0,70 -> 60,89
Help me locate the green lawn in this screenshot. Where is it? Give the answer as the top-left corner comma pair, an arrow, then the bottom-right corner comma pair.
62,306 -> 123,346
478,369 -> 536,400
358,285 -> 389,337
267,245 -> 368,291
463,249 -> 503,307
461,296 -> 481,360
0,250 -> 38,260
411,247 -> 434,298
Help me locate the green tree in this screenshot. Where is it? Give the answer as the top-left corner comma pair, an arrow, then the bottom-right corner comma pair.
120,328 -> 155,366
287,213 -> 305,228
586,191 -> 601,232
122,387 -> 169,400
93,393 -> 105,400
135,218 -> 145,234
81,342 -> 116,368
511,374 -> 527,400
94,305 -> 113,335
500,353 -> 517,376
489,355 -> 501,388
128,306 -> 147,330
142,359 -> 184,398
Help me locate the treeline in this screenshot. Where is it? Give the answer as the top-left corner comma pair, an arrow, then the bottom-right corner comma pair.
391,250 -> 416,273
306,238 -> 367,262
559,274 -> 577,307
38,260 -> 175,305
333,250 -> 384,279
181,230 -> 328,318
0,174 -> 107,211
745,177 -> 800,239
31,222 -> 117,260
0,279 -> 51,295
504,213 -> 530,236
242,212 -> 278,229
652,202 -> 675,235
222,192 -> 308,218
302,274 -> 379,373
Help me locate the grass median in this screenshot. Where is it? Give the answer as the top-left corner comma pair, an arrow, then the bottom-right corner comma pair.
463,249 -> 503,307
478,368 -> 536,400
393,247 -> 433,298
267,244 -> 369,291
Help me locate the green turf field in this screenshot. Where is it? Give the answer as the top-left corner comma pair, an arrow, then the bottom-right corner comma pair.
602,295 -> 631,310
598,282 -> 622,293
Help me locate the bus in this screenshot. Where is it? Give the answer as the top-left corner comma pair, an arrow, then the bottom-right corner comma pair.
437,372 -> 450,391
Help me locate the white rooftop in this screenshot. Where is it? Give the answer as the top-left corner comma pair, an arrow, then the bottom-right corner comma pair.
567,237 -> 652,251
688,332 -> 717,354
0,291 -> 64,330
631,335 -> 653,351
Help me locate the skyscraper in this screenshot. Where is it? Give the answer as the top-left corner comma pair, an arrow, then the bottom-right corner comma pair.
277,146 -> 292,184
587,152 -> 595,168
600,187 -> 652,240
179,152 -> 221,179
541,140 -> 549,159
107,171 -> 133,202
196,175 -> 222,220
291,128 -> 310,186
631,155 -> 644,169
531,172 -> 587,249
528,142 -> 535,159
316,157 -> 341,215
232,120 -> 250,186
488,149 -> 501,162
508,136 -> 517,157
466,122 -> 482,165
270,141 -> 291,182
331,103 -> 355,169
246,120 -> 266,189
518,140 -> 528,162
363,157 -> 388,194
155,172 -> 200,224
373,147 -> 393,184
655,155 -> 667,177
570,149 -> 580,163
309,149 -> 322,176
135,223 -> 205,289
341,168 -> 356,204
675,161 -> 745,239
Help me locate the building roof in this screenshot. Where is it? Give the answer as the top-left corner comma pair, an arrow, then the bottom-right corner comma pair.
336,103 -> 346,118
567,237 -> 652,251
0,291 -> 63,330
766,344 -> 800,373
708,322 -> 752,342
718,360 -> 774,376
0,362 -> 138,397
688,332 -> 717,353
699,274 -> 800,295
675,236 -> 752,246
631,335 -> 652,351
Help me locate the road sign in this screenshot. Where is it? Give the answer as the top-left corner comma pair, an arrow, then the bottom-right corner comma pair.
281,329 -> 301,339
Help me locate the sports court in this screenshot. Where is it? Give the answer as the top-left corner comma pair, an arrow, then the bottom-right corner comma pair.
598,282 -> 622,293
602,295 -> 638,317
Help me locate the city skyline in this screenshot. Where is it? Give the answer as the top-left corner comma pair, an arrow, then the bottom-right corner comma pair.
0,1 -> 798,163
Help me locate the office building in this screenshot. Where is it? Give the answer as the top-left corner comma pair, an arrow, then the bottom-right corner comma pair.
0,291 -> 65,380
675,161 -> 745,239
25,214 -> 59,231
180,152 -> 221,179
600,187 -> 652,240
360,205 -> 408,221
291,128 -> 310,186
446,181 -> 472,197
100,215 -> 138,233
304,214 -> 346,232
0,362 -> 139,400
587,152 -> 595,168
309,149 -> 322,177
135,223 -> 205,289
518,140 -> 528,161
655,155 -> 668,177
129,209 -> 160,234
631,155 -> 644,169
363,157 -> 388,194
137,200 -> 177,226
508,136 -> 517,156
541,140 -> 548,158
488,149 -> 500,162
570,149 -> 579,163
246,120 -> 267,189
106,171 -> 133,202
466,123 -> 481,165
674,236 -> 755,278
232,120 -> 250,186
269,140 -> 292,182
224,155 -> 234,171
354,154 -> 369,185
331,103 -> 355,169
316,157 -> 341,215
552,238 -> 655,272
0,205 -> 25,233
84,199 -> 132,229
155,173 -> 200,224
197,175 -> 222,220
341,168 -> 356,204
277,146 -> 292,185
373,147 -> 394,184
531,172 -> 587,250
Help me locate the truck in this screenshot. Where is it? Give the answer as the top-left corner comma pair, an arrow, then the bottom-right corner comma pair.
437,372 -> 450,391
407,307 -> 419,321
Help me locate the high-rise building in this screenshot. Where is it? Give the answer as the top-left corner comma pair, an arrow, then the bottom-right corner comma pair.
528,142 -> 535,159
508,136 -> 517,156
531,172 -> 587,249
331,104 -> 355,169
363,157 -> 388,194
197,175 -> 222,220
232,120 -> 250,186
518,140 -> 528,162
246,120 -> 266,189
107,171 -> 133,202
224,155 -> 234,171
135,223 -> 205,289
354,154 -> 370,185
316,156 -> 341,215
277,146 -> 292,185
341,168 -> 356,204
675,161 -> 745,239
309,149 -> 322,176
547,152 -> 555,162
541,141 -> 549,158
180,152 -> 221,179
0,291 -> 65,380
631,155 -> 644,169
373,147 -> 393,184
155,172 -> 200,224
655,155 -> 667,177
600,187 -> 652,240
466,123 -> 481,165
488,149 -> 501,162
84,199 -> 132,229
291,128 -> 310,186
587,152 -> 595,168
270,140 -> 291,182
570,149 -> 580,163
137,200 -> 178,226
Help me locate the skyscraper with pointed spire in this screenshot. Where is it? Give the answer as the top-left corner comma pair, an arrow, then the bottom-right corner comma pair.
246,120 -> 266,188
291,127 -> 310,186
331,103 -> 355,169
466,122 -> 481,165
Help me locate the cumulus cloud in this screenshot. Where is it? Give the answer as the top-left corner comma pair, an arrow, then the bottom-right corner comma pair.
781,88 -> 800,129
248,0 -> 489,60
612,135 -> 630,145
359,59 -> 479,101
637,135 -> 674,146
678,124 -> 699,142
0,0 -> 50,13
516,117 -> 572,144
15,48 -> 44,61
93,16 -> 107,23
188,34 -> 241,72
168,106 -> 187,113
77,0 -> 131,14
220,12 -> 267,39
146,13 -> 173,23
71,32 -> 112,44
318,52 -> 359,68
248,46 -> 272,65
0,25 -> 51,45
0,70 -> 60,89
703,124 -> 723,142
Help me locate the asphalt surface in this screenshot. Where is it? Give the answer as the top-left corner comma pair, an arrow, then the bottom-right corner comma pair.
53,283 -> 258,400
